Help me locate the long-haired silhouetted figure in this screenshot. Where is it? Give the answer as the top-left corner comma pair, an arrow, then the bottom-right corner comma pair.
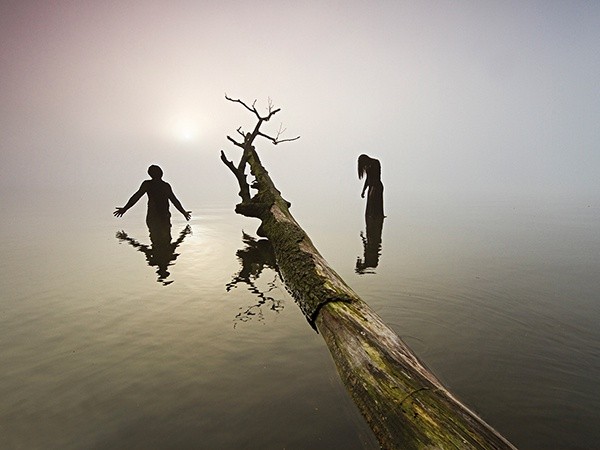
358,154 -> 384,217
114,165 -> 191,225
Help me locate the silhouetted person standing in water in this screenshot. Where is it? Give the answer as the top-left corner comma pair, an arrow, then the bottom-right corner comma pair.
114,165 -> 190,285
113,165 -> 191,225
358,154 -> 384,217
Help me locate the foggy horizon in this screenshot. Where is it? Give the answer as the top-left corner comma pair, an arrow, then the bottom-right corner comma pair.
2,1 -> 600,212
2,3 -> 600,448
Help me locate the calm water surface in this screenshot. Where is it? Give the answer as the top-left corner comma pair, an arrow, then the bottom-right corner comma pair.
1,193 -> 599,449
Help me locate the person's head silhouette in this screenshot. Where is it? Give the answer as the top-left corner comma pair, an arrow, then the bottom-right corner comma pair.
148,165 -> 163,180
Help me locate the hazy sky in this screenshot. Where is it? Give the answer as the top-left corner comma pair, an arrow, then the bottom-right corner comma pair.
2,1 -> 599,211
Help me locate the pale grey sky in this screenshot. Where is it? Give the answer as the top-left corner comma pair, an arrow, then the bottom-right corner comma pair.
1,1 -> 599,211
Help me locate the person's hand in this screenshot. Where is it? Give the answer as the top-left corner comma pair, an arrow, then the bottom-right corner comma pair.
113,207 -> 126,217
183,210 -> 192,221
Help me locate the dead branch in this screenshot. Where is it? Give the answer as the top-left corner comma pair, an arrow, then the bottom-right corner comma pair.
224,94 -> 259,118
220,150 -> 251,202
220,150 -> 236,173
256,130 -> 301,145
221,95 -> 300,204
219,96 -> 517,450
225,94 -> 282,122
226,135 -> 243,148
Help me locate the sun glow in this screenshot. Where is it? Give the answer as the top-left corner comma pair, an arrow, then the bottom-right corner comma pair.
165,114 -> 203,143
174,121 -> 199,142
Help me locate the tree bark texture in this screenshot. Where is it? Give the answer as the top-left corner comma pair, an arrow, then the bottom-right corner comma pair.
221,97 -> 517,449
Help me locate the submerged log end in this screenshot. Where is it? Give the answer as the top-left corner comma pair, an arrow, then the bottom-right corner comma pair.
315,301 -> 517,450
223,97 -> 515,449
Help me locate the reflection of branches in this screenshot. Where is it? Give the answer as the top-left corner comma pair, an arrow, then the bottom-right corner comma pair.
226,232 -> 284,326
232,274 -> 283,326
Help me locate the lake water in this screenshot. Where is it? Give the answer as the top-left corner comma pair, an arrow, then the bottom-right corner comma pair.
1,192 -> 599,449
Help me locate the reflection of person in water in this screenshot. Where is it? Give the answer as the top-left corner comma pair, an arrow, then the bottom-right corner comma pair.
116,224 -> 191,285
114,165 -> 192,285
358,154 -> 384,218
356,215 -> 384,274
357,155 -> 385,274
113,165 -> 191,224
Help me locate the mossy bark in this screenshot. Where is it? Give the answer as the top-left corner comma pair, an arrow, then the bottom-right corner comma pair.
224,133 -> 516,449
233,147 -> 360,324
230,146 -> 517,449
317,301 -> 516,449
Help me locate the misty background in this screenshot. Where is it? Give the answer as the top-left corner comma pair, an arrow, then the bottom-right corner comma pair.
1,1 -> 599,217
2,4 -> 600,448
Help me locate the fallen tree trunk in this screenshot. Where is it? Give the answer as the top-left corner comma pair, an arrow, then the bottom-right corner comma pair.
221,96 -> 517,449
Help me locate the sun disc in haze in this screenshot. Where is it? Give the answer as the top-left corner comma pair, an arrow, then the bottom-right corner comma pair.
164,114 -> 202,143
174,122 -> 198,142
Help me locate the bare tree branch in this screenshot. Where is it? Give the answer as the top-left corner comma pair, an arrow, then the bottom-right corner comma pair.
274,122 -> 300,143
263,99 -> 281,122
225,94 -> 261,120
226,135 -> 244,148
221,95 -> 300,202
221,150 -> 251,202
220,150 -> 237,174
256,127 -> 301,145
273,136 -> 301,144
225,93 -> 282,121
224,95 -> 300,145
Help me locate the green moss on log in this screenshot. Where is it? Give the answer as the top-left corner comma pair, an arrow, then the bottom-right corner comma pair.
316,301 -> 516,450
223,105 -> 517,449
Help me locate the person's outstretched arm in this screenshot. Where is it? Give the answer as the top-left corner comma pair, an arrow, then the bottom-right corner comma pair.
114,183 -> 147,217
168,188 -> 191,221
361,177 -> 369,198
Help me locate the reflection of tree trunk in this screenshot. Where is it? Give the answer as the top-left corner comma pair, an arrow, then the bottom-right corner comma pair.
227,233 -> 284,326
356,215 -> 384,274
221,96 -> 516,450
